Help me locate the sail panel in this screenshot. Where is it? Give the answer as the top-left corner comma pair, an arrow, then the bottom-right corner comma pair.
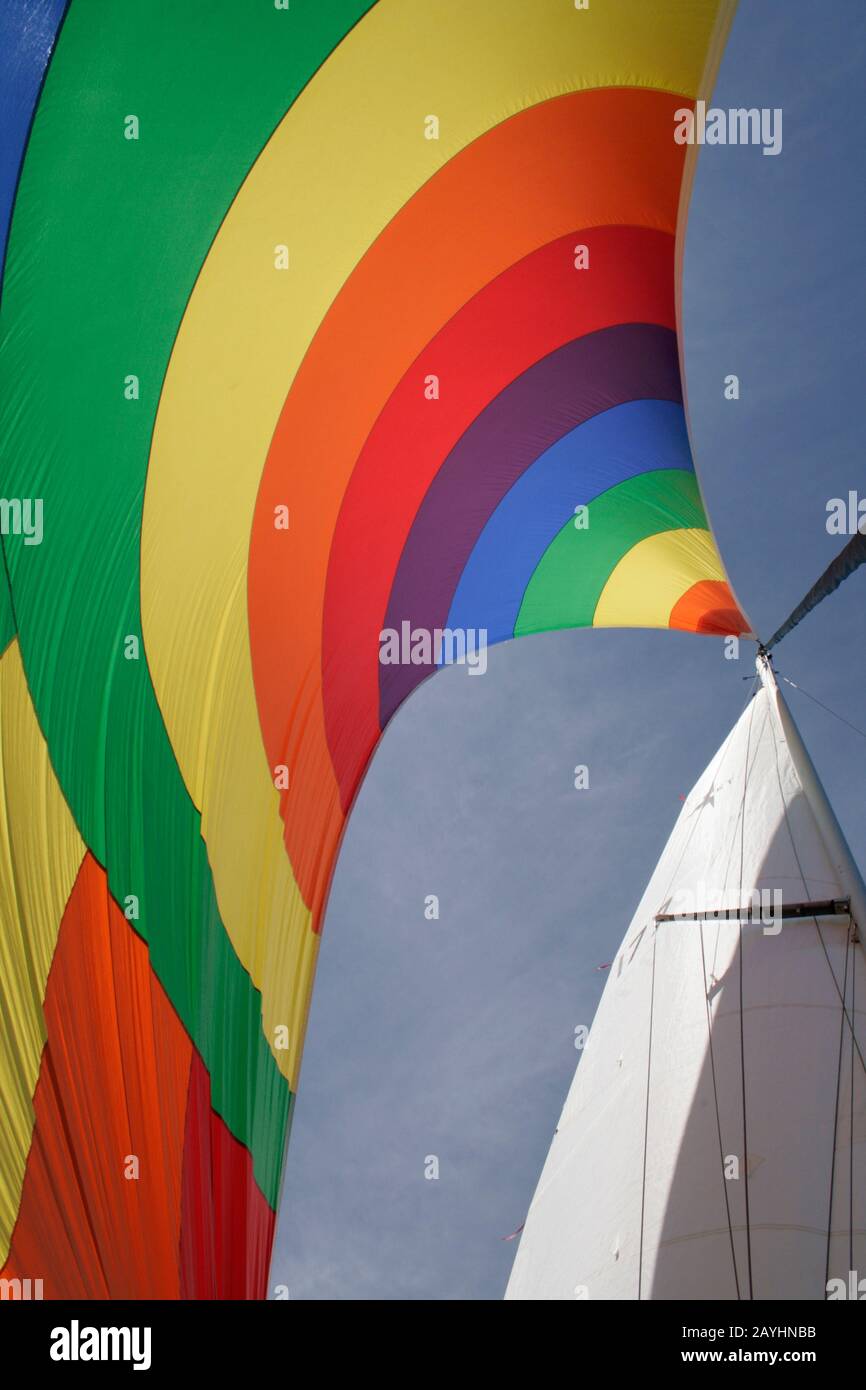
507,679 -> 866,1300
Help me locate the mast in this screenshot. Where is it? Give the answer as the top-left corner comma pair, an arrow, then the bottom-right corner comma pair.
757,651 -> 866,935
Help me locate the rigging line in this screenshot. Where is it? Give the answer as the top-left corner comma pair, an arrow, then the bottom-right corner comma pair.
623,674 -> 760,1293
680,695 -> 762,1294
824,925 -> 851,1294
637,925 -> 658,1303
851,938 -> 856,1274
737,698 -> 756,1301
767,716 -> 866,1077
766,680 -> 866,1281
779,675 -> 866,743
737,918 -> 752,1305
622,681 -> 761,1294
628,673 -> 760,1292
699,698 -> 768,1249
699,919 -> 741,1300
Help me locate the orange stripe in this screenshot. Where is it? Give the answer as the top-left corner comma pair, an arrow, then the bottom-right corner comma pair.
669,578 -> 745,636
248,86 -> 691,921
1,855 -> 191,1298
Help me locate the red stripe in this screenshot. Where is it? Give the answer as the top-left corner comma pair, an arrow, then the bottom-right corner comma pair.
322,226 -> 676,809
247,87 -> 690,922
1,853 -> 277,1300
180,1054 -> 277,1300
1,855 -> 191,1298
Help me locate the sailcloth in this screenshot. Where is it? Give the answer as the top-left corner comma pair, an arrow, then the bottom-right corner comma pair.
0,0 -> 753,1296
507,662 -> 866,1300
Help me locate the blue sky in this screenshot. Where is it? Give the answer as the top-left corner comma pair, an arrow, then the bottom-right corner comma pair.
272,0 -> 866,1299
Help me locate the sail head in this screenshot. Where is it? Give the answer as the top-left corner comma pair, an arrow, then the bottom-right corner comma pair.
507,674 -> 866,1300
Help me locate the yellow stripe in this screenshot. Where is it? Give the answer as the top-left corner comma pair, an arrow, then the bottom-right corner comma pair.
0,641 -> 86,1263
141,0 -> 729,1080
194,614 -> 318,1087
593,528 -> 727,628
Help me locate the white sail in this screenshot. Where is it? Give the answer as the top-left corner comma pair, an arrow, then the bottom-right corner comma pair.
507,659 -> 866,1300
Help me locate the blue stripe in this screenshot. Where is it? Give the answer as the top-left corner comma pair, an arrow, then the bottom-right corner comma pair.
445,399 -> 693,650
0,0 -> 67,281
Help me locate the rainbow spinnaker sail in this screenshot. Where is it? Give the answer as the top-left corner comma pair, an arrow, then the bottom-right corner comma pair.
1,0 -> 745,1298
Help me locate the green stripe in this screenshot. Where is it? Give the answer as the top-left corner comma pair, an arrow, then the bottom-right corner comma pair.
0,0 -> 374,1207
0,547 -> 14,656
515,469 -> 708,635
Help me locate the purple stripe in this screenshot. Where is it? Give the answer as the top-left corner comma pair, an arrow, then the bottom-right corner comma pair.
379,322 -> 681,727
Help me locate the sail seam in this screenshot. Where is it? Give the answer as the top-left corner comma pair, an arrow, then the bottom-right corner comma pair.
850,941 -> 856,1273
637,926 -> 658,1302
764,686 -> 864,1294
825,927 -> 851,1293
736,698 -> 757,1300
699,919 -> 740,1299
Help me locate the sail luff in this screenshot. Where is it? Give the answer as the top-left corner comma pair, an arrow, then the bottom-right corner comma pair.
758,653 -> 866,934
